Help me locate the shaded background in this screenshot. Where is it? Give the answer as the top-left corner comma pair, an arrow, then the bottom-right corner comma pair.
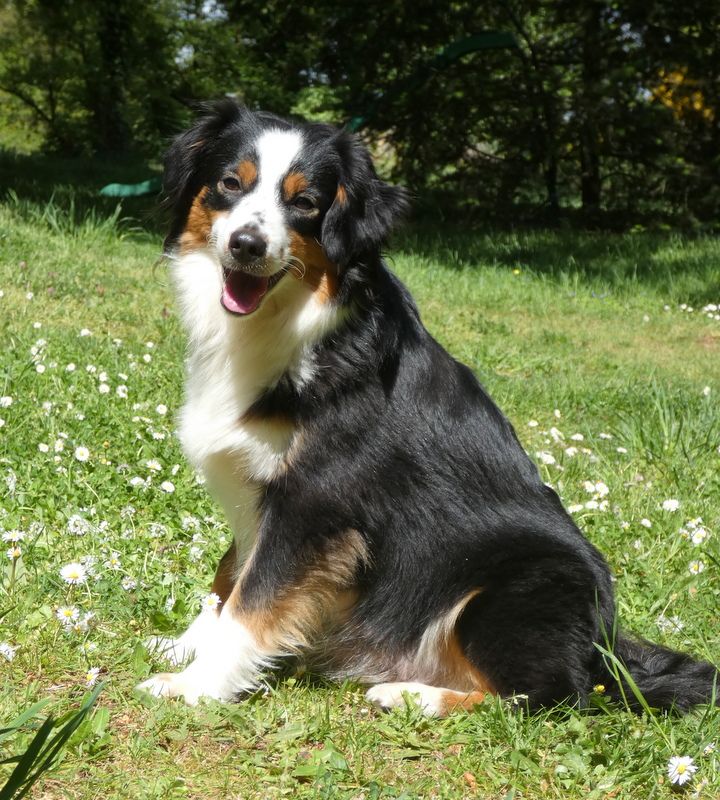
1,0 -> 718,228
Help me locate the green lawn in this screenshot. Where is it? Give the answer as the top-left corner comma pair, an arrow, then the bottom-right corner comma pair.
1,176 -> 719,799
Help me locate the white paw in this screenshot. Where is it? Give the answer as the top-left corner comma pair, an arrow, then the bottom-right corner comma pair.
365,682 -> 444,717
136,665 -> 229,706
145,635 -> 195,667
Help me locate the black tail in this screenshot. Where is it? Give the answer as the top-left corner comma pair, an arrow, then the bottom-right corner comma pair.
603,635 -> 718,713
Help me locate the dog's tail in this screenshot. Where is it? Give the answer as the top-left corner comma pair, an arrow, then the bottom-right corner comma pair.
601,634 -> 718,713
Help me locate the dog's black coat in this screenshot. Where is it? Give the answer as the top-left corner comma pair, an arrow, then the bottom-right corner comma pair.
165,101 -> 718,712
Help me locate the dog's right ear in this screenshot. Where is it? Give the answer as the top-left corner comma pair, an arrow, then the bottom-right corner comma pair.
163,99 -> 245,249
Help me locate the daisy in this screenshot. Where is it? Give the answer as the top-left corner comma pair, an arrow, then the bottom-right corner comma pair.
74,446 -> 90,462
146,459 -> 162,472
0,396 -> 12,408
56,606 -> 80,625
0,642 -> 17,661
6,546 -> 21,560
160,481 -> 175,493
535,451 -> 556,465
38,443 -> 49,453
570,433 -> 584,441
689,560 -> 705,575
116,385 -> 128,399
667,755 -> 697,786
2,530 -> 25,543
691,528 -> 709,546
98,383 -> 110,394
79,328 -> 92,337
640,518 -> 652,528
84,667 -> 101,687
201,593 -> 221,613
155,404 -> 168,416
60,562 -> 87,585
143,353 -> 152,363
662,499 -> 680,512
66,363 -> 76,372
104,552 -> 122,570
121,576 -> 137,591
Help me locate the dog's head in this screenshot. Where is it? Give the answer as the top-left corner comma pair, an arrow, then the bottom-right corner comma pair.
163,100 -> 409,316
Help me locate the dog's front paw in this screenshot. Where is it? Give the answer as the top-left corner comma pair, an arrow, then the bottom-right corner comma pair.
136,665 -> 230,706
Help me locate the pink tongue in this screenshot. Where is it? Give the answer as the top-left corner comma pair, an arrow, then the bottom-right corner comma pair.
221,271 -> 269,315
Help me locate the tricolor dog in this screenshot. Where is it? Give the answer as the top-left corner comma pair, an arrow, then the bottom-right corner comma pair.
139,100 -> 717,715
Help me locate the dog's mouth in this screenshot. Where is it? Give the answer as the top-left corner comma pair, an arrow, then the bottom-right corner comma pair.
220,267 -> 284,316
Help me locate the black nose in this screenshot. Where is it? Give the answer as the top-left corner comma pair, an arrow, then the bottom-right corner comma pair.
228,227 -> 267,264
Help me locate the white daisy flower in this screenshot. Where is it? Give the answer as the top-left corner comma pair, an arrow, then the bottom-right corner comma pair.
74,446 -> 90,462
56,606 -> 80,625
662,499 -> 680,512
640,518 -> 652,528
667,755 -> 697,786
35,364 -> 46,374
527,419 -> 539,428
689,560 -> 705,575
702,386 -> 711,397
98,383 -> 110,394
535,451 -> 556,465
2,530 -> 25,543
116,385 -> 128,399
570,433 -> 584,441
201,593 -> 221,613
0,396 -> 13,408
66,363 -> 76,372
146,459 -> 162,472
60,562 -> 87,585
38,443 -> 49,453
0,642 -> 17,661
104,552 -> 121,571
691,528 -> 709,546
567,504 -> 584,514
84,667 -> 101,687
160,480 -> 175,493
6,546 -> 21,560
79,328 -> 92,337
616,446 -> 628,454
121,576 -> 137,591
143,354 -> 152,363
155,404 -> 168,416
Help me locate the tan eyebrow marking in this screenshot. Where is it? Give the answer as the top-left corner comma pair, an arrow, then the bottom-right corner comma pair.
236,160 -> 258,190
282,171 -> 309,201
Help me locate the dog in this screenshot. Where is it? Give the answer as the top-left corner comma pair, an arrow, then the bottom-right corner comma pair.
138,100 -> 717,715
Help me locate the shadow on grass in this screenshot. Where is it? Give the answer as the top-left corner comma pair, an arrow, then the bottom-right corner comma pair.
2,150 -> 719,301
397,226 -> 720,301
0,149 -> 164,235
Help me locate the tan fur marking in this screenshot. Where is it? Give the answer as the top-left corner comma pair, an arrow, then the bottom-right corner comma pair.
211,541 -> 238,606
282,171 -> 309,201
414,589 -> 495,693
237,160 -> 258,190
335,184 -> 347,205
437,689 -> 488,716
288,231 -> 338,303
180,186 -> 226,253
232,529 -> 369,652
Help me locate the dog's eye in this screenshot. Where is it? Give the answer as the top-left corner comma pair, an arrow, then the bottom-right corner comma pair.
292,195 -> 316,212
220,176 -> 242,192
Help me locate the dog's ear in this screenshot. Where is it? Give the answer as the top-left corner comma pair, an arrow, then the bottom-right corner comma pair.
321,131 -> 409,266
163,99 -> 245,249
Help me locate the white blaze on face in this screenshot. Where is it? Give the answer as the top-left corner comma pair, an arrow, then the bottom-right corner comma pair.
213,128 -> 304,268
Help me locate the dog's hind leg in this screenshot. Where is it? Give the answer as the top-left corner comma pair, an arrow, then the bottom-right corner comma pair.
366,682 -> 487,717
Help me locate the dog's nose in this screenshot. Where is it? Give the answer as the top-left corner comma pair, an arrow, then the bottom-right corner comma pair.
228,227 -> 267,264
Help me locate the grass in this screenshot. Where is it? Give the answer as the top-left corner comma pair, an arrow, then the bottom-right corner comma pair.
0,165 -> 719,798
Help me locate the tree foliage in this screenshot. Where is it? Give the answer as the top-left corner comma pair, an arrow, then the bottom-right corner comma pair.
1,0 -> 718,223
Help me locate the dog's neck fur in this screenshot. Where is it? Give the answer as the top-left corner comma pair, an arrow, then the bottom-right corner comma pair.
171,249 -> 344,469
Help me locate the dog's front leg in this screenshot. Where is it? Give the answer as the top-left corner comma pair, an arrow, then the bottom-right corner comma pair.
138,527 -> 367,704
138,576 -> 282,704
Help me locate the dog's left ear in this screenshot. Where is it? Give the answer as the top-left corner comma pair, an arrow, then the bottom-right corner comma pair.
321,131 -> 410,266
